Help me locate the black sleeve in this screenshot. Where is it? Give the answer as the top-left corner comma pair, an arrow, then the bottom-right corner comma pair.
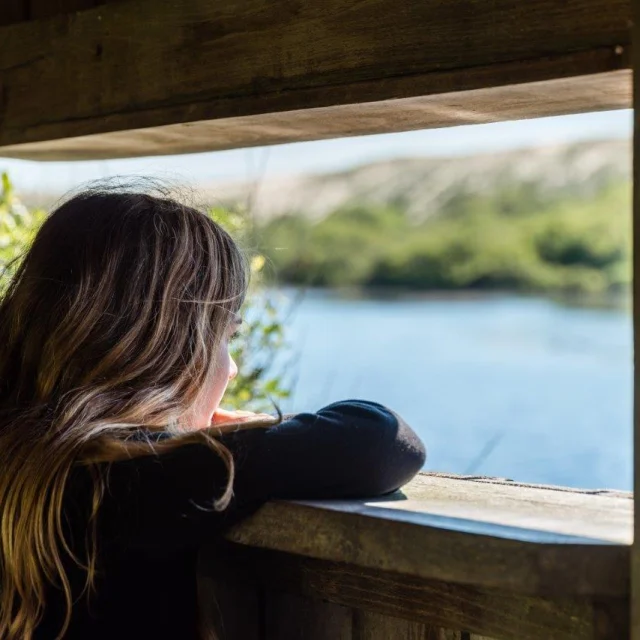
97,400 -> 426,550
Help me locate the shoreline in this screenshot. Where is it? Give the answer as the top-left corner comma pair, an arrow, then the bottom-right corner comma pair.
274,285 -> 631,311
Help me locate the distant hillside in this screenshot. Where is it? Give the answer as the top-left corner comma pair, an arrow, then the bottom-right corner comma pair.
8,138 -> 632,294
204,139 -> 631,223
237,139 -> 631,294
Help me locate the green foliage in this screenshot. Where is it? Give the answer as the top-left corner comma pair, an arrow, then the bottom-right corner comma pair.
0,173 -> 46,292
206,207 -> 292,411
257,204 -> 410,287
0,181 -> 290,412
257,181 -> 631,295
225,291 -> 291,411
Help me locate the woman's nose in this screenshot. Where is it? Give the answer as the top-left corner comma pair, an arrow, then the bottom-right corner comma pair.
228,356 -> 238,380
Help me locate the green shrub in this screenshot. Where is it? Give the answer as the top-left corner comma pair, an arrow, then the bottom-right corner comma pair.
0,173 -> 46,292
210,207 -> 291,411
257,180 -> 631,296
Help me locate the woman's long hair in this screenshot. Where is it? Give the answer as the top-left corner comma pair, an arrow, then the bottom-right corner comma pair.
0,184 -> 255,639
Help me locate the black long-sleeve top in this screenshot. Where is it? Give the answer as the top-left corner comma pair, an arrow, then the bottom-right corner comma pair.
34,400 -> 426,639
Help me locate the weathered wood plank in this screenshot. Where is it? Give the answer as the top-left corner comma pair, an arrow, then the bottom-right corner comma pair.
198,557 -> 488,640
222,474 -> 631,598
0,69 -> 630,161
376,473 -> 632,544
352,610 -> 464,640
264,593 -> 352,640
0,0 -> 631,159
200,543 -> 628,640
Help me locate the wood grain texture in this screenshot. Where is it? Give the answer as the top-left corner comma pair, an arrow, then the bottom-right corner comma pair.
0,0 -> 631,158
352,610 -> 463,640
222,473 -> 631,598
355,472 -> 632,544
264,592 -> 352,640
199,543 -> 627,640
0,69 -> 630,161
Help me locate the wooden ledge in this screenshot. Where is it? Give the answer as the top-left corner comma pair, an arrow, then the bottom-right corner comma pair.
201,474 -> 631,638
223,472 -> 632,598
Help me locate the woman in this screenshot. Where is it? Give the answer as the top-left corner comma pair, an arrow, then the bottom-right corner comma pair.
0,186 -> 426,640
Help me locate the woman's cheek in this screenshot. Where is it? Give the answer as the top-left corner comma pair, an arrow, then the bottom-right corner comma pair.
228,353 -> 238,380
190,347 -> 232,427
210,346 -> 235,407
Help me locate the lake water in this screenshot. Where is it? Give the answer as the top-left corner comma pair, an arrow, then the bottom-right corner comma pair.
272,290 -> 632,491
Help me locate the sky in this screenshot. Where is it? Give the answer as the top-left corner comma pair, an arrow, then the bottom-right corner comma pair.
0,109 -> 632,194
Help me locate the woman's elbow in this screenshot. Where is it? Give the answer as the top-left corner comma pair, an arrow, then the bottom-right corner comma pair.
366,412 -> 426,496
331,400 -> 426,497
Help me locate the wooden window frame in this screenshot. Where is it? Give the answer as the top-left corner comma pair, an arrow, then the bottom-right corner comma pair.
0,1 -> 636,637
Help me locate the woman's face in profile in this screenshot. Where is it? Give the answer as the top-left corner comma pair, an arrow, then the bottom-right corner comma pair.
189,317 -> 240,428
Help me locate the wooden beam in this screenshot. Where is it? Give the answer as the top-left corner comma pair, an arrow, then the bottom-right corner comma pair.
0,70 -> 631,161
0,0 -> 631,160
222,474 -> 631,599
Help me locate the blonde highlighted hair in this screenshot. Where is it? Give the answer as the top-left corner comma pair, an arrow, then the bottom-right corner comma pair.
0,184 -> 259,639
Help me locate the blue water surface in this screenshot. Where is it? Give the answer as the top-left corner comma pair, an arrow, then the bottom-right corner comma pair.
272,291 -> 632,491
